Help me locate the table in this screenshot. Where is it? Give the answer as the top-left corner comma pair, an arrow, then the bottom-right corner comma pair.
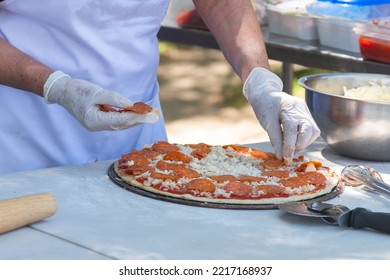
158,19 -> 390,94
1,139 -> 390,260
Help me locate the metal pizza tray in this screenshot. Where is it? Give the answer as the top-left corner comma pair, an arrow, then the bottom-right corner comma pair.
107,162 -> 344,210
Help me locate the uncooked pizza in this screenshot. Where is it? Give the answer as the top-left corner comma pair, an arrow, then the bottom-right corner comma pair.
114,141 -> 340,205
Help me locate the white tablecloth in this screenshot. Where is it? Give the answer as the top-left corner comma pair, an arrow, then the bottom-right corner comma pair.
1,139 -> 390,260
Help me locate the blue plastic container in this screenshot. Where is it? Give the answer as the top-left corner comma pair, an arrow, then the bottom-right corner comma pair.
318,0 -> 390,5
308,0 -> 390,21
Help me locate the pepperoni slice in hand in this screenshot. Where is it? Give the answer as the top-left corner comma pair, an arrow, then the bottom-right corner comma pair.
121,102 -> 153,114
99,102 -> 153,114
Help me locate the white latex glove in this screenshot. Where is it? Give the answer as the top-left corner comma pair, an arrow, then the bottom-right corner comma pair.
243,67 -> 320,161
43,71 -> 159,131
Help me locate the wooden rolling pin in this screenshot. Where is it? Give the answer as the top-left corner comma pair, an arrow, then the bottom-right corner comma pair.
0,192 -> 56,234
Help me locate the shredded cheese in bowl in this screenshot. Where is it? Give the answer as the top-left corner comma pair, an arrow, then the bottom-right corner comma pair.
343,82 -> 390,101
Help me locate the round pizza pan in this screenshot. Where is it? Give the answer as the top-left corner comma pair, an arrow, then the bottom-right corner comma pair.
107,162 -> 344,210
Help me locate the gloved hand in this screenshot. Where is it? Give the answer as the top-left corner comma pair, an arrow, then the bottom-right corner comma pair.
43,71 -> 159,131
243,67 -> 320,161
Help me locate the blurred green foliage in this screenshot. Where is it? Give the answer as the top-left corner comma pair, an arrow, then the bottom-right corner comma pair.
292,68 -> 335,98
158,41 -> 335,103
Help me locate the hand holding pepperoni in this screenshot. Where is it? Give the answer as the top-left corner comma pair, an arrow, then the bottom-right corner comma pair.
43,70 -> 160,131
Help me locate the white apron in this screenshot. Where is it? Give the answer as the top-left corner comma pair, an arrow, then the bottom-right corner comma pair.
0,0 -> 170,174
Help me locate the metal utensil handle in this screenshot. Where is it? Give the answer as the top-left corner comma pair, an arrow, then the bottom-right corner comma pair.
352,171 -> 390,197
349,207 -> 390,234
369,178 -> 390,197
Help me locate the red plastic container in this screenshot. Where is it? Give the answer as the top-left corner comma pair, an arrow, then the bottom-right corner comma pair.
355,19 -> 390,64
175,8 -> 208,30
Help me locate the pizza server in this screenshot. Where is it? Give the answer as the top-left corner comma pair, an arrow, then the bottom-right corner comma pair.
278,201 -> 390,234
0,193 -> 56,234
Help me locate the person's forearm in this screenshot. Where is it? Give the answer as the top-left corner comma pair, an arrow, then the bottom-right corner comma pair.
0,38 -> 53,96
192,0 -> 270,82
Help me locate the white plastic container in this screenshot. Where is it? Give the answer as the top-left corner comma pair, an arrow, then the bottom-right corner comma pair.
266,1 -> 318,40
306,0 -> 390,52
316,18 -> 360,53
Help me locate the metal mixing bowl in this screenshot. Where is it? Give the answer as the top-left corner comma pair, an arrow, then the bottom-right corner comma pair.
298,73 -> 390,161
